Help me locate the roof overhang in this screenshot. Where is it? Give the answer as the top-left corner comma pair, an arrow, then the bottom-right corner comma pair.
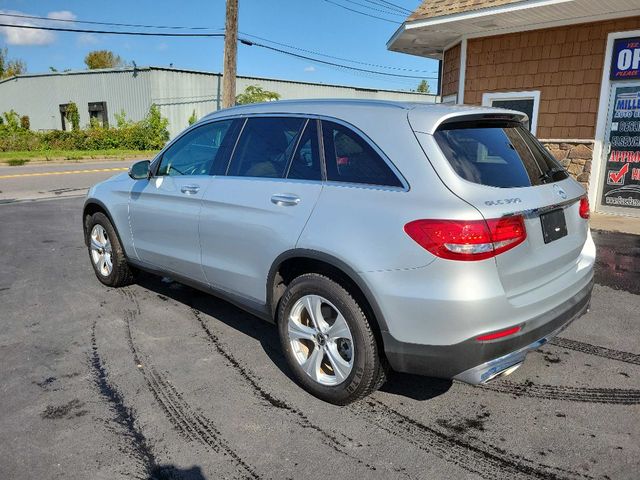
388,0 -> 640,59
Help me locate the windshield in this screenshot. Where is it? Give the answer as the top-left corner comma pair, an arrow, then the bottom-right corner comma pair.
434,121 -> 568,188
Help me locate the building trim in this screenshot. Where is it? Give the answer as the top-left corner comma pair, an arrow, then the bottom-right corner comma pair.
589,28 -> 640,213
458,38 -> 467,104
481,90 -> 541,134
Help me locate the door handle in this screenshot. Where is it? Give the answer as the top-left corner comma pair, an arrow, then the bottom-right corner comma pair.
181,184 -> 200,195
271,194 -> 300,206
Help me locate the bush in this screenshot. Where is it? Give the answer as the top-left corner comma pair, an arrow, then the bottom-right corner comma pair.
0,105 -> 170,152
20,115 -> 30,130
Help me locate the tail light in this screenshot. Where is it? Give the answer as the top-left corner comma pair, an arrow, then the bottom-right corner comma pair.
404,215 -> 526,261
579,196 -> 590,219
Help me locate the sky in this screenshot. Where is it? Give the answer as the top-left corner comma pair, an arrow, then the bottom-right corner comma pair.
0,0 -> 439,92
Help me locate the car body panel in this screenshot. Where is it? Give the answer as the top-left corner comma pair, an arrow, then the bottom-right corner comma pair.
199,176 -> 322,303
130,174 -> 212,282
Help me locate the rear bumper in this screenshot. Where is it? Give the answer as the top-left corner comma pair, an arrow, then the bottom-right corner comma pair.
382,276 -> 593,381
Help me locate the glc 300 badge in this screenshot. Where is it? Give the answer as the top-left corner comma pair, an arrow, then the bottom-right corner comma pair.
484,198 -> 522,206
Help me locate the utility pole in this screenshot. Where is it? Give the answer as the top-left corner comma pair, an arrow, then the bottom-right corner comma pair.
222,0 -> 238,109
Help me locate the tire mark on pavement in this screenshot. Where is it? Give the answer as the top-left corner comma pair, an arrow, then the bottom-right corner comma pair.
350,399 -> 592,480
190,306 -> 408,476
90,321 -> 160,480
120,288 -> 261,480
478,380 -> 640,404
549,337 -> 640,366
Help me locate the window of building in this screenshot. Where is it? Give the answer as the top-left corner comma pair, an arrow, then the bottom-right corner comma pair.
88,102 -> 108,128
157,120 -> 234,176
321,120 -> 402,187
481,91 -> 541,135
227,117 -> 306,178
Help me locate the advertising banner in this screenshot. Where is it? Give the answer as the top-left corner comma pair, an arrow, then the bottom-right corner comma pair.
611,37 -> 640,80
600,85 -> 640,209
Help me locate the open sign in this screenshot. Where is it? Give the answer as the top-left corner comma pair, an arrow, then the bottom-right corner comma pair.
611,37 -> 640,80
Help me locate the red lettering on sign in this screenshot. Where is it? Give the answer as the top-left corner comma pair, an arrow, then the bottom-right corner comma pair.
609,151 -> 640,163
632,168 -> 640,181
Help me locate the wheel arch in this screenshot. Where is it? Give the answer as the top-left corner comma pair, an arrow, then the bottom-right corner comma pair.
267,249 -> 390,348
82,199 -> 125,252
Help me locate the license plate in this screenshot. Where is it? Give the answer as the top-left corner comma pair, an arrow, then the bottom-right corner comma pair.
540,208 -> 568,244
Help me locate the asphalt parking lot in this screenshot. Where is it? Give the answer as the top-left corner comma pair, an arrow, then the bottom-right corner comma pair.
0,194 -> 639,480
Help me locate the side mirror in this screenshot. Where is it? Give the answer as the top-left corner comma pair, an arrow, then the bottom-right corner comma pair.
129,160 -> 151,180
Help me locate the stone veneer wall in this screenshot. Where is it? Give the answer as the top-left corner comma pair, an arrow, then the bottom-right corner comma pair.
542,141 -> 593,190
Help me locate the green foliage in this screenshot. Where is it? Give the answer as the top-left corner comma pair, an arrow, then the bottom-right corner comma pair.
7,158 -> 28,166
115,109 -> 130,128
20,116 -> 30,130
236,85 -> 280,105
0,104 -> 170,152
65,102 -> 80,131
84,50 -> 124,70
0,47 -> 27,79
2,110 -> 21,131
188,110 -> 198,126
416,80 -> 430,93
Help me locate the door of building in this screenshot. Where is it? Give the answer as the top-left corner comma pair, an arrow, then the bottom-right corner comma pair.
597,81 -> 640,217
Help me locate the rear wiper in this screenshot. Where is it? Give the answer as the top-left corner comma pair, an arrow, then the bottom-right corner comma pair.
539,166 -> 566,183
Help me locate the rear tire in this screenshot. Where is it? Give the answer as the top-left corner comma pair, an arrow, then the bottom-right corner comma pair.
277,273 -> 385,405
85,212 -> 134,287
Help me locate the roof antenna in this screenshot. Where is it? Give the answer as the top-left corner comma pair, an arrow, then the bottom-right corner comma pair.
132,60 -> 138,77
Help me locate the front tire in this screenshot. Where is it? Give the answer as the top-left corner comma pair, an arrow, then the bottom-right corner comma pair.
277,273 -> 384,405
85,212 -> 134,287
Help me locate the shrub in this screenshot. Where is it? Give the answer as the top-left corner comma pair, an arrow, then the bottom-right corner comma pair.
65,102 -> 80,131
20,115 -> 30,130
0,104 -> 170,152
188,110 -> 197,126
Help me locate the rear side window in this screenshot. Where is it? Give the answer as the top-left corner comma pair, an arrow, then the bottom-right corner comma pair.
434,121 -> 568,188
322,120 -> 402,187
287,120 -> 321,181
227,117 -> 305,178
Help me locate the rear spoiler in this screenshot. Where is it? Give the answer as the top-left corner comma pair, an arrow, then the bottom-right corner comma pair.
410,108 -> 529,135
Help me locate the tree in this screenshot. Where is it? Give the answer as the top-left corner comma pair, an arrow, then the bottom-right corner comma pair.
416,80 -> 430,93
0,48 -> 27,79
84,50 -> 124,70
235,85 -> 280,105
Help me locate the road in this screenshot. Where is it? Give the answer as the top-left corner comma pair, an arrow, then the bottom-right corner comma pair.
0,159 -> 137,203
0,188 -> 639,479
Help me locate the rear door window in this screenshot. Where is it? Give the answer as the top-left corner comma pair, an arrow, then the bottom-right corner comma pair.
227,117 -> 305,178
287,120 -> 321,181
321,120 -> 402,187
434,121 -> 568,188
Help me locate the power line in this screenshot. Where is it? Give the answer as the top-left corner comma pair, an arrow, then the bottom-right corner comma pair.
320,0 -> 401,23
339,0 -> 405,16
0,23 -> 225,37
0,12 -> 221,31
240,39 -> 435,79
364,0 -> 412,15
240,32 -> 436,74
0,21 -> 435,80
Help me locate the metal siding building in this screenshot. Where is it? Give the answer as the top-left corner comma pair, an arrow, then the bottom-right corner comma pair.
0,66 -> 437,138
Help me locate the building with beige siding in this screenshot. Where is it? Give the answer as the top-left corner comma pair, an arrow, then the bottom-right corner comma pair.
389,0 -> 640,218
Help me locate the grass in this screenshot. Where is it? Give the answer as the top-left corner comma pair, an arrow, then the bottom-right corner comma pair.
0,149 -> 159,165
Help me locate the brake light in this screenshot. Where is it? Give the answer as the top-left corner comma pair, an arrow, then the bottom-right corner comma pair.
476,325 -> 521,342
579,196 -> 590,219
404,215 -> 526,261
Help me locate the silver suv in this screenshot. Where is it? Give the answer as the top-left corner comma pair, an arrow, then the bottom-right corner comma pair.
84,100 -> 595,404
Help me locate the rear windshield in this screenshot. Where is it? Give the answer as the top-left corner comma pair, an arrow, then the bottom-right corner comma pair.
434,121 -> 568,188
